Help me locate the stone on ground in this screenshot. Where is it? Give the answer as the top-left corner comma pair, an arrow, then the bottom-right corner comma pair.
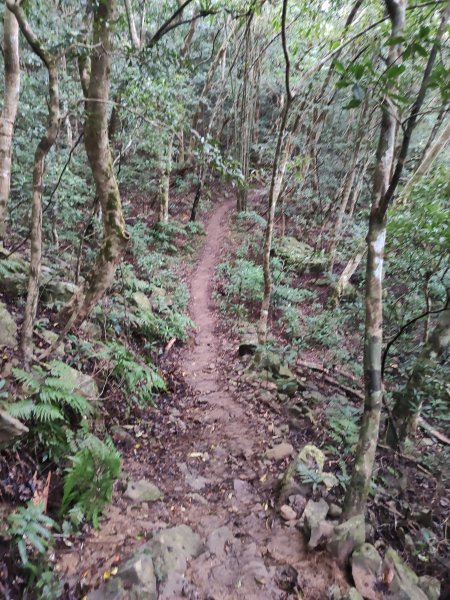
382,547 -> 430,600
124,479 -> 163,503
280,504 -> 297,521
351,543 -> 383,600
327,514 -> 365,565
0,410 -> 28,447
90,551 -> 157,600
302,498 -> 329,539
265,442 -> 294,461
147,525 -> 204,581
0,301 -> 17,348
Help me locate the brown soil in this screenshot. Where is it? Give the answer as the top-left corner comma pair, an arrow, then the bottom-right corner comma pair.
55,196 -> 346,599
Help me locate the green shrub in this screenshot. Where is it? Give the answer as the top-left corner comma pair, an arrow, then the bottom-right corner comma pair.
61,434 -> 121,527
7,361 -> 93,461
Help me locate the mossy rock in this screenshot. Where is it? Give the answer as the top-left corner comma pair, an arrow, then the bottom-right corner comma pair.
0,301 -> 18,349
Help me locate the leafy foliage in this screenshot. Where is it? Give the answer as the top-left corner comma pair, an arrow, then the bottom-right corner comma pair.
7,361 -> 93,461
61,434 -> 121,528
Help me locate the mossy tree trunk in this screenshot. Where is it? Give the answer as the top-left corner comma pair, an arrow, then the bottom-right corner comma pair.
6,1 -> 60,364
0,7 -> 20,241
159,133 -> 173,224
343,0 -> 406,519
62,0 -> 129,329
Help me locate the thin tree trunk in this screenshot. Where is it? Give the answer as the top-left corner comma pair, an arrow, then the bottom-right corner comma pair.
400,116 -> 450,200
5,1 -> 60,364
391,305 -> 450,445
124,0 -> 141,49
330,243 -> 367,307
343,0 -> 406,520
159,134 -> 173,224
0,8 -> 20,241
60,0 -> 129,329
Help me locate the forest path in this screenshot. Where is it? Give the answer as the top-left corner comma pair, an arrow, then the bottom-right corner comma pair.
159,195 -> 343,599
58,195 -> 344,599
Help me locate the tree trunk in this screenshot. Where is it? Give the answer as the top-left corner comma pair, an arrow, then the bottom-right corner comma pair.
124,0 -> 141,49
0,8 -> 20,241
330,243 -> 366,307
343,0 -> 406,520
391,306 -> 450,445
61,0 -> 129,329
5,1 -> 60,364
159,134 -> 173,224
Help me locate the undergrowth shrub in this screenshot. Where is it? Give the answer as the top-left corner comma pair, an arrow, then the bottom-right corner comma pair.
61,434 -> 121,528
7,361 -> 93,461
6,501 -> 62,599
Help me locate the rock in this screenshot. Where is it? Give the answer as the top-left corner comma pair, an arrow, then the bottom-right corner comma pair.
0,301 -> 17,348
55,363 -> 99,401
265,442 -> 294,461
0,264 -> 27,296
276,377 -> 298,397
280,504 -> 297,521
147,525 -> 204,581
39,276 -> 78,305
274,237 -> 314,269
207,526 -> 234,557
111,425 -> 135,448
124,480 -> 163,503
351,543 -> 382,600
254,349 -> 281,375
90,548 -> 157,600
328,502 -> 343,519
343,588 -> 364,600
288,494 -> 307,516
131,291 -> 152,312
0,410 -> 28,447
308,519 -> 334,549
327,514 -> 365,565
40,330 -> 64,357
303,498 -> 329,538
382,547 -> 428,600
239,326 -> 258,356
418,575 -> 440,600
302,390 -> 326,405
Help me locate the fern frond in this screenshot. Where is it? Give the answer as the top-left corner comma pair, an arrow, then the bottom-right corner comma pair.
6,400 -> 36,420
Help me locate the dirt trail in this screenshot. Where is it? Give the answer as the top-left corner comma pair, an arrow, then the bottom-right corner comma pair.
57,197 -> 344,599
165,197 -> 343,599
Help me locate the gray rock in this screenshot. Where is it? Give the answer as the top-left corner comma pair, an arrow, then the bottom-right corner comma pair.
351,543 -> 382,600
308,519 -> 334,549
0,410 -> 28,446
239,326 -> 258,356
55,363 -> 99,401
40,330 -> 64,357
90,549 -> 157,600
40,276 -> 78,305
303,498 -> 329,538
418,575 -> 441,600
328,502 -> 343,519
382,547 -> 428,600
207,526 -> 234,557
0,301 -> 17,348
343,588 -> 364,600
265,442 -> 294,461
131,291 -> 152,312
111,425 -> 135,448
254,350 -> 281,376
147,525 -> 204,581
327,514 -> 365,565
280,504 -> 297,521
125,480 -> 163,503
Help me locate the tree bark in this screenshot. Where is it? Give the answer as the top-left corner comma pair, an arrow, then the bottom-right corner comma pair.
0,7 -> 20,241
124,0 -> 141,49
391,306 -> 450,445
5,1 -> 60,364
343,0 -> 406,520
159,134 -> 173,224
61,0 -> 129,329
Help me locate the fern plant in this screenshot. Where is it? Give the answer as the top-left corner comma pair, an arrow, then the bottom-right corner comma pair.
7,361 -> 93,460
7,501 -> 62,598
102,341 -> 166,406
61,434 -> 121,528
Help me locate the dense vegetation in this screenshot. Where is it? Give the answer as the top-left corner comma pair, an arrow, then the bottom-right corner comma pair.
0,0 -> 448,598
